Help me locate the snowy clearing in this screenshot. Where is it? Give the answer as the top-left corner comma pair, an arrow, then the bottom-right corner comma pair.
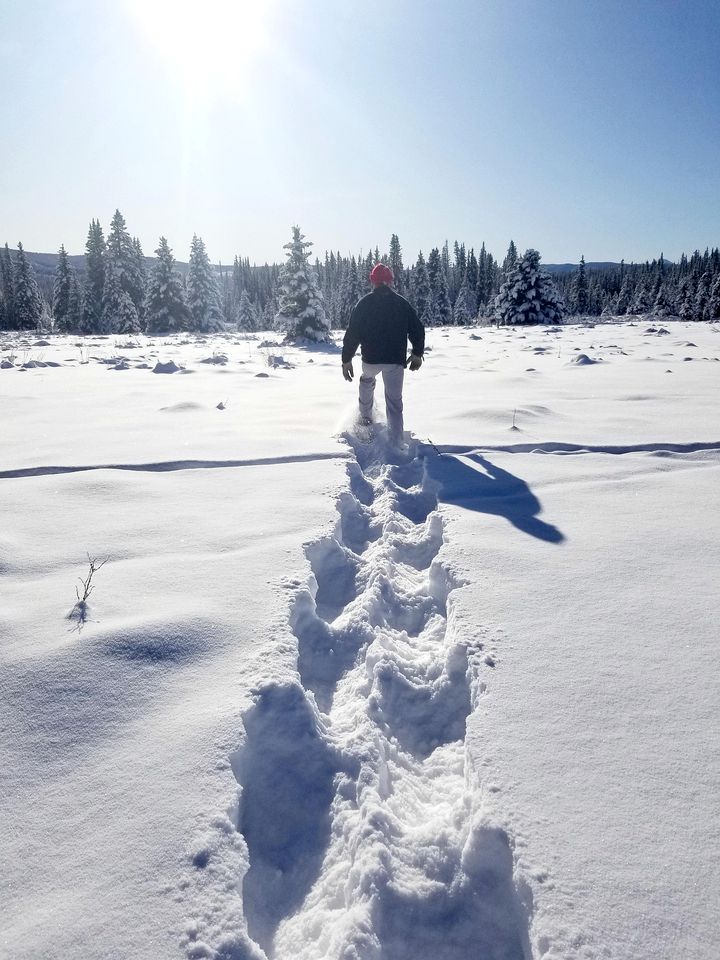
1,322 -> 719,960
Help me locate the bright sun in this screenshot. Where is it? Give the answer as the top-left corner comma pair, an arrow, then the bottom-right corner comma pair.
125,0 -> 277,102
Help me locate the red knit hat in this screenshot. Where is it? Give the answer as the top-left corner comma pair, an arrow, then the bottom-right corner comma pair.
370,263 -> 394,286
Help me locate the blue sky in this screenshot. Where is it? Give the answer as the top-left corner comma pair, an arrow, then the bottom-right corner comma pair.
1,0 -> 718,266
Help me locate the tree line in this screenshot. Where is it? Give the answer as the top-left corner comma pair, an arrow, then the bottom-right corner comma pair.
1,210 -> 718,333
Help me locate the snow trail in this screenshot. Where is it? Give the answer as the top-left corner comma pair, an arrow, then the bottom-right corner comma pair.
231,431 -> 531,960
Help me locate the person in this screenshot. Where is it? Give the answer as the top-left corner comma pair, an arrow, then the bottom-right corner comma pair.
341,263 -> 424,446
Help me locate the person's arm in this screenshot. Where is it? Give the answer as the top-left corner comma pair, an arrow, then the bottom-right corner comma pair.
342,305 -> 363,364
407,303 -> 425,357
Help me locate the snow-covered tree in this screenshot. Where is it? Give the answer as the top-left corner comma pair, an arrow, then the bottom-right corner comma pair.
501,240 -> 518,276
236,289 -> 257,331
274,225 -> 330,341
1,242 -> 16,330
131,237 -> 147,318
632,282 -> 650,314
572,255 -> 589,315
708,274 -> 720,322
13,242 -> 43,330
652,282 -> 674,318
615,274 -> 632,315
493,248 -> 564,326
145,237 -> 189,334
52,245 -> 73,330
66,270 -> 84,331
427,247 -> 451,325
695,272 -> 711,322
335,257 -> 363,329
187,234 -> 224,332
412,251 -> 431,321
388,234 -> 404,295
82,219 -> 106,332
104,210 -> 144,318
452,283 -> 474,325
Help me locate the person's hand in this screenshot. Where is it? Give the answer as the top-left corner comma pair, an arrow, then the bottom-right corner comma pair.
408,353 -> 423,371
342,361 -> 354,382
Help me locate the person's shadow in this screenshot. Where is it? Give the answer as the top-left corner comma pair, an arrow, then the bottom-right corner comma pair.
425,452 -> 565,543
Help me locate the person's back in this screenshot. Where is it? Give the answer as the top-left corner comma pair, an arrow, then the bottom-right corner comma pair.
343,285 -> 424,366
342,264 -> 424,447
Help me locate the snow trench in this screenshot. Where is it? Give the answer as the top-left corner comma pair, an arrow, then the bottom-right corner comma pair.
208,433 -> 532,960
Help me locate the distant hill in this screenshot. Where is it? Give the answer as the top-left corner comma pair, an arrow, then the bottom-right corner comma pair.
21,250 -> 202,280
24,250 -> 626,279
544,262 -> 621,274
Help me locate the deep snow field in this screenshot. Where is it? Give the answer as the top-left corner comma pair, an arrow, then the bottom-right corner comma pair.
1,320 -> 719,960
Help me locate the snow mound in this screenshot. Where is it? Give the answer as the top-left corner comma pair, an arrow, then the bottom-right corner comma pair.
567,353 -> 598,365
153,360 -> 182,374
94,617 -> 215,664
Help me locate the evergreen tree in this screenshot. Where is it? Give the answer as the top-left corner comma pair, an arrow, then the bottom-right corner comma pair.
412,251 -> 431,321
476,243 -> 488,307
695,272 -> 711,322
677,278 -> 694,322
708,274 -> 720,322
1,242 -> 16,330
52,245 -> 73,329
572,255 -> 589,315
502,240 -> 518,276
187,234 -> 224,332
632,282 -> 650,314
616,274 -> 632,315
67,270 -> 84,331
236,289 -> 257,331
493,249 -> 564,326
13,242 -> 43,330
452,283 -> 475,325
104,210 -> 143,317
388,234 -> 404,295
427,247 -> 451,325
274,225 -> 330,341
145,237 -> 189,334
102,266 -> 140,333
115,289 -> 143,334
131,237 -> 147,318
336,257 -> 363,330
465,249 -> 479,310
652,282 -> 674,318
82,219 -> 106,332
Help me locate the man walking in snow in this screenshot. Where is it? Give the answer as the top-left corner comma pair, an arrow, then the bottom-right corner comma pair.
342,263 -> 424,446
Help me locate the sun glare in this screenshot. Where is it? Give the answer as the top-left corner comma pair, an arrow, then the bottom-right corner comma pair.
125,0 -> 277,102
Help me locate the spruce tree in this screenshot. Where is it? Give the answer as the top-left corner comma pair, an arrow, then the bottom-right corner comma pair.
616,274 -> 632,315
131,237 -> 147,318
452,284 -> 475,325
695,272 -> 711,322
388,234 -> 404,295
572,255 -> 589,315
502,241 -> 518,276
708,275 -> 720,322
67,270 -> 84,331
236,289 -> 257,331
0,243 -> 15,329
652,282 -> 674,318
427,247 -> 452,325
13,242 -> 43,330
274,225 -> 330,341
52,245 -> 73,330
104,210 -> 144,318
493,249 -> 564,326
677,279 -> 694,322
82,219 -> 106,332
412,252 -> 431,322
145,237 -> 190,334
336,257 -> 362,330
102,265 -> 140,333
187,234 -> 224,332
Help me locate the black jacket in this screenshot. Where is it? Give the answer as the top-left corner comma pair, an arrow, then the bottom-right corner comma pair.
341,286 -> 425,365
